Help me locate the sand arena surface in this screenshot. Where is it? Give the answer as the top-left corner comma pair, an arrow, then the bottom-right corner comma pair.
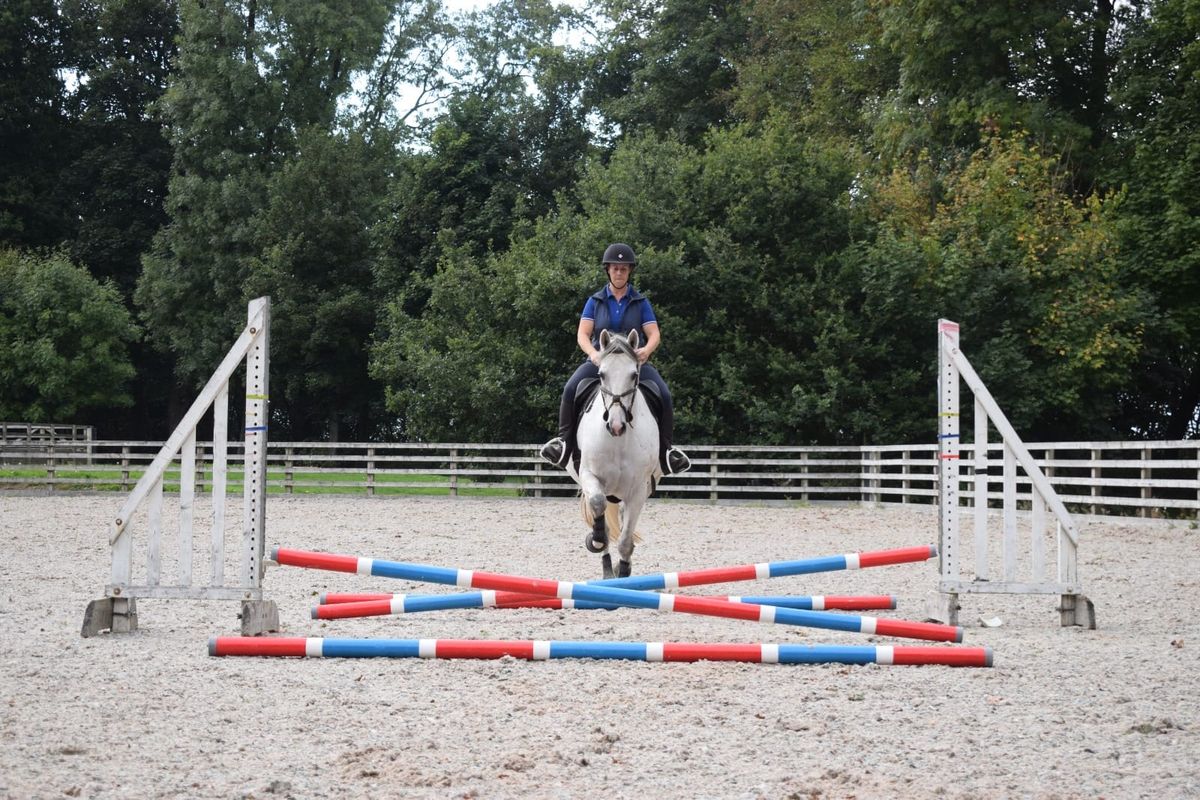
0,494 -> 1197,799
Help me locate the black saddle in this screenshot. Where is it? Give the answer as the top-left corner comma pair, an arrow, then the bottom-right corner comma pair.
573,377 -> 663,424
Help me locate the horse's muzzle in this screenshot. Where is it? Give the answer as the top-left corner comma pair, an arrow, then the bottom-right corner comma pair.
607,420 -> 626,437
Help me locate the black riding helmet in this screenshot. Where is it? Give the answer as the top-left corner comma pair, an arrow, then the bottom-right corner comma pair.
602,243 -> 637,269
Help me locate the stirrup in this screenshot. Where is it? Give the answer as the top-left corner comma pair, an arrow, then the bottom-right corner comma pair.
665,447 -> 691,475
539,437 -> 570,468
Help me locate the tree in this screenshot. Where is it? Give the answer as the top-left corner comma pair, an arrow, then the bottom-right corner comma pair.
839,133 -> 1146,442
584,0 -> 750,145
734,0 -> 899,145
0,249 -> 139,421
138,0 -> 392,395
372,121 -> 858,444
59,0 -> 177,297
244,128 -> 393,440
871,0 -> 1116,189
0,1 -> 72,248
1104,0 -> 1200,437
372,0 -> 596,366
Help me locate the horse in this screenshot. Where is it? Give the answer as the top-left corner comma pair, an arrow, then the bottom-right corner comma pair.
567,328 -> 661,579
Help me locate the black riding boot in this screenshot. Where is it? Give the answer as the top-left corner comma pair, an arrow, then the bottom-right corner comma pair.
539,388 -> 577,468
656,400 -> 691,474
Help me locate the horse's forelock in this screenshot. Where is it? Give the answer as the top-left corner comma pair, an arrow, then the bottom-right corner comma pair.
601,334 -> 637,362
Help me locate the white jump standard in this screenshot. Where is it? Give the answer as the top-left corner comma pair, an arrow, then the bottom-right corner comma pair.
931,318 -> 1096,628
81,297 -> 279,637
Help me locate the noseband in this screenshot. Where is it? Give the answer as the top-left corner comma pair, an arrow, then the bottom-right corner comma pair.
601,380 -> 638,428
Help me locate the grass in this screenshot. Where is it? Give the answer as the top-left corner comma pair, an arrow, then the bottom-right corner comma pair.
0,467 -> 522,497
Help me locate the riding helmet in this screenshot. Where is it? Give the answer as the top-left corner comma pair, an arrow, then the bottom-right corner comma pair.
601,243 -> 637,266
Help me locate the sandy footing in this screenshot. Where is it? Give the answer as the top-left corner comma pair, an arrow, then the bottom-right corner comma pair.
0,495 -> 1196,799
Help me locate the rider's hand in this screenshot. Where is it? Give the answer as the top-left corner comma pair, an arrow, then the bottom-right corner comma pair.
589,351 -> 601,366
635,347 -> 650,364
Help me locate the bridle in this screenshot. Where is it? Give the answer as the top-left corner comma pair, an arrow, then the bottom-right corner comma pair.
600,379 -> 638,427
598,347 -> 639,429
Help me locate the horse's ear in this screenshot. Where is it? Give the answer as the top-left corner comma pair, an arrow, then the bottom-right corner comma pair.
599,329 -> 611,350
627,329 -> 640,349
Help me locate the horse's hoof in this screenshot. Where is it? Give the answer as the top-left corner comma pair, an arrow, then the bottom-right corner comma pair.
617,560 -> 631,578
585,533 -> 607,554
601,554 -> 614,579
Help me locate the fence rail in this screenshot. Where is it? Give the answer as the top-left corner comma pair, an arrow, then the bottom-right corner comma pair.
3,439 -> 1196,519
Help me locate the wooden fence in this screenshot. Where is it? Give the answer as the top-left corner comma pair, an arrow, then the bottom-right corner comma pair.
1,422 -> 94,444
2,439 -> 1196,519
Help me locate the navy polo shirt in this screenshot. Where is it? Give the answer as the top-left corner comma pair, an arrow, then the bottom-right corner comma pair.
581,285 -> 658,330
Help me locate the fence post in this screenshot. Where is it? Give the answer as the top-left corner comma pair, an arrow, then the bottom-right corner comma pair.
1140,445 -> 1151,519
708,449 -> 718,503
1090,447 -> 1101,515
534,455 -> 543,499
870,448 -> 881,506
367,446 -> 376,497
45,440 -> 56,494
120,445 -> 131,491
800,451 -> 809,503
901,450 -> 911,504
450,448 -> 458,497
284,447 -> 294,495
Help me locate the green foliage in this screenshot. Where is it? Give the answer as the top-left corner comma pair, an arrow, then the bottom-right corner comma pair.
2,0 -> 1195,445
0,249 -> 139,421
586,0 -> 750,144
1104,0 -> 1200,437
245,128 -> 392,439
0,0 -> 72,248
59,0 -> 177,297
373,1 -> 594,310
373,121 -> 856,444
870,0 -> 1109,186
844,133 -> 1146,440
734,0 -> 899,144
138,0 -> 393,432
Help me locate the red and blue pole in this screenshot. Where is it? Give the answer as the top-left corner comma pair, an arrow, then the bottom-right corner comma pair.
209,636 -> 992,667
308,544 -> 932,618
316,592 -> 899,612
271,546 -> 962,643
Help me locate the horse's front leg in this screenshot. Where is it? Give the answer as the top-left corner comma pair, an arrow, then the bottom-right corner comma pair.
615,489 -> 649,578
578,471 -> 613,578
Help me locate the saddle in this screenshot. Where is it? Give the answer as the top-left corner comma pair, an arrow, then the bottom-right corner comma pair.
574,377 -> 663,424
569,377 -> 664,478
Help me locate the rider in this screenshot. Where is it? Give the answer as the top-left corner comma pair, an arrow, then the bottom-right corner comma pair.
539,243 -> 692,476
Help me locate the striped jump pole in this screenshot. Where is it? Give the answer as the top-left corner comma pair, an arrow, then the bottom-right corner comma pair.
271,546 -> 963,642
309,544 -> 934,619
315,592 -> 899,615
209,636 -> 992,667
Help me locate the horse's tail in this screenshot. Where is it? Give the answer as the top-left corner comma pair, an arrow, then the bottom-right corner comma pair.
580,494 -> 642,545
